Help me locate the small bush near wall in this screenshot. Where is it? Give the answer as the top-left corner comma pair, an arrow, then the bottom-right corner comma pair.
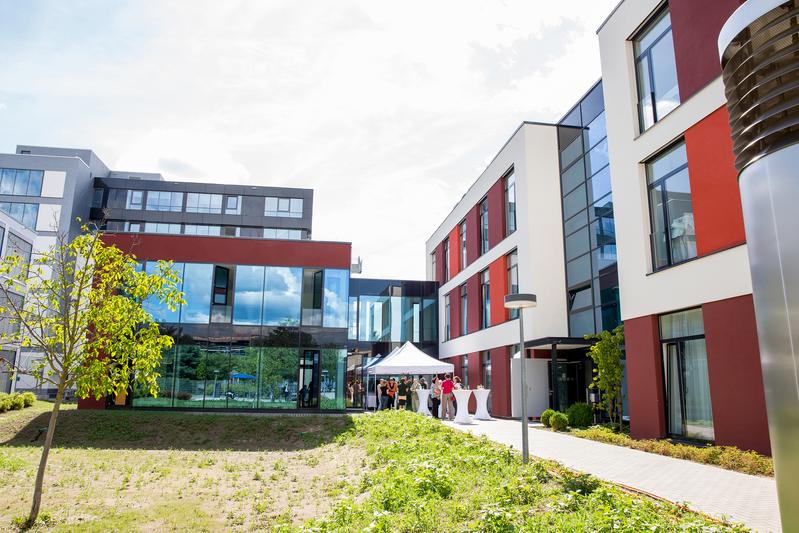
540,409 -> 555,428
565,403 -> 593,427
573,426 -> 773,477
550,412 -> 568,431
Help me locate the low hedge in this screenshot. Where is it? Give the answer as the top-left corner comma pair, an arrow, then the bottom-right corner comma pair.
573,425 -> 773,477
0,391 -> 37,413
540,409 -> 556,428
550,412 -> 569,431
565,402 -> 593,427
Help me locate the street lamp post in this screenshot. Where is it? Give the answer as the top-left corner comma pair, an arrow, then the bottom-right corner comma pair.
505,293 -> 537,463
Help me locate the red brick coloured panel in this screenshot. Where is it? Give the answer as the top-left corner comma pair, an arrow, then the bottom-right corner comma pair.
487,179 -> 506,249
448,226 -> 461,277
449,287 -> 461,339
489,256 -> 508,326
466,205 -> 480,266
684,106 -> 746,256
467,274 -> 481,333
702,295 -> 770,455
625,314 -> 667,440
669,0 -> 744,101
490,347 -> 510,417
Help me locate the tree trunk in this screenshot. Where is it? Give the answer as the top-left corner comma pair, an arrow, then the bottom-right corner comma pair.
28,384 -> 64,525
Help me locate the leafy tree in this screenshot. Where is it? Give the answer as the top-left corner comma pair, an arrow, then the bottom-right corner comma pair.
0,223 -> 183,526
585,325 -> 625,432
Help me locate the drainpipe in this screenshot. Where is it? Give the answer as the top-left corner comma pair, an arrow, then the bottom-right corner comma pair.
719,2 -> 799,530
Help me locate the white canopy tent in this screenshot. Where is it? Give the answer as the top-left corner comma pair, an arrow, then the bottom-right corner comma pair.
367,342 -> 453,375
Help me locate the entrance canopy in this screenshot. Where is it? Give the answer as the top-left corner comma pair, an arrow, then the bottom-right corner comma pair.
366,342 -> 453,375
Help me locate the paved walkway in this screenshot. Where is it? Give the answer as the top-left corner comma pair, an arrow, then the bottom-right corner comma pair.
443,418 -> 781,533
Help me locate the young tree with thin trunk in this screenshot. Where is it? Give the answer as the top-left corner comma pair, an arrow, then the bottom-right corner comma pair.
585,324 -> 625,432
0,222 -> 183,526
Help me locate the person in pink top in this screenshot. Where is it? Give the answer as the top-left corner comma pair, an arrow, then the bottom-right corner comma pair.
441,374 -> 455,421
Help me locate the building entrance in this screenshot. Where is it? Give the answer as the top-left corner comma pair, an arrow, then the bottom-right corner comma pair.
298,350 -> 320,408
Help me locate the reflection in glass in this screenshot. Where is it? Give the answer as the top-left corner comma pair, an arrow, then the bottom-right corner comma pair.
323,269 -> 349,328
202,343 -> 230,408
258,346 -> 300,409
181,263 -> 213,323
132,343 -> 177,407
302,269 -> 323,326
228,343 -> 259,408
264,267 -> 302,326
174,340 -> 205,407
422,298 -> 437,342
143,262 -> 184,323
321,348 -> 347,409
233,265 -> 265,325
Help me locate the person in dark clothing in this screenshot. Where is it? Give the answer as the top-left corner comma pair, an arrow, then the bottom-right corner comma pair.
431,377 -> 442,419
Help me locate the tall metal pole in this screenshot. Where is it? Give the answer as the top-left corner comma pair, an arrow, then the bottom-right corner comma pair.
519,307 -> 529,463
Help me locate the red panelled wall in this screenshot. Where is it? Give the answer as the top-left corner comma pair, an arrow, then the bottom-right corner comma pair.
489,256 -> 508,326
702,295 -> 770,454
435,242 -> 446,283
490,347 -> 510,417
625,315 -> 667,439
487,179 -> 506,249
449,287 -> 461,339
448,226 -> 461,277
669,0 -> 744,101
684,106 -> 746,256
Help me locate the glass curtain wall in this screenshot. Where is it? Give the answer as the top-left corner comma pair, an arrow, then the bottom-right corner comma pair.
557,81 -> 620,337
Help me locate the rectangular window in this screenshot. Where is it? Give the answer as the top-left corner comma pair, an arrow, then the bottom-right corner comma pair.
480,269 -> 490,329
660,308 -> 714,441
479,198 -> 489,254
505,170 -> 516,235
5,232 -> 32,278
443,238 -> 450,281
634,8 -> 680,131
144,222 -> 181,234
265,196 -> 303,218
301,268 -> 324,326
225,195 -> 241,215
91,188 -> 104,208
481,351 -> 492,391
126,190 -> 144,210
459,220 -> 467,269
263,228 -> 303,240
185,193 -> 223,214
180,263 -> 213,324
444,294 -> 451,341
184,224 -> 221,236
322,269 -> 349,328
461,357 -> 469,389
647,141 -> 695,269
460,284 -> 468,335
431,251 -> 437,281
145,190 -> 183,212
506,250 -> 519,319
0,202 -> 38,230
263,266 -> 302,326
211,265 -> 233,323
0,168 -> 43,197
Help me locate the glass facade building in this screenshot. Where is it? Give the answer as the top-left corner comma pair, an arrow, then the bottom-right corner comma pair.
557,81 -> 620,338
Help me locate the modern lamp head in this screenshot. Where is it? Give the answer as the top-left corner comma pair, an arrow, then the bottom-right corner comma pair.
504,293 -> 537,310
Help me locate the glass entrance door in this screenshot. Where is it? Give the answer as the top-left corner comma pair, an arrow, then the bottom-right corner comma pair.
662,340 -> 714,440
298,350 -> 320,408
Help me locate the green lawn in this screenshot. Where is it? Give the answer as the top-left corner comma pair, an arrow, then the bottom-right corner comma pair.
1,404 -> 746,531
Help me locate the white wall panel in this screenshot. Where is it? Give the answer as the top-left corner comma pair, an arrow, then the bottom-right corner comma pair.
35,204 -> 61,232
41,170 -> 66,198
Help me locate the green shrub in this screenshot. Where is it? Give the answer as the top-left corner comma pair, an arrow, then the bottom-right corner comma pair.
0,396 -> 10,412
565,402 -> 593,427
21,391 -> 36,407
10,394 -> 25,410
540,408 -> 555,428
561,471 -> 601,495
550,412 -> 568,431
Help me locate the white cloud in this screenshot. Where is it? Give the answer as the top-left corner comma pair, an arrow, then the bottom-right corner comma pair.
0,0 -> 618,279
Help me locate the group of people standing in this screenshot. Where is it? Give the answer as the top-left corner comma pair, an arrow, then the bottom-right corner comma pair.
376,374 -> 463,420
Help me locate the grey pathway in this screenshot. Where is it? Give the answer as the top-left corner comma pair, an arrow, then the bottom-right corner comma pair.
443,418 -> 781,533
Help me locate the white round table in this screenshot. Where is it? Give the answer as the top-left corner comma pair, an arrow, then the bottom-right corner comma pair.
452,389 -> 474,424
416,388 -> 431,416
472,388 -> 491,420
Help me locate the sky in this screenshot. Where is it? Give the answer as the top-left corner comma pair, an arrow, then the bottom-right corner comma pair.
0,0 -> 618,280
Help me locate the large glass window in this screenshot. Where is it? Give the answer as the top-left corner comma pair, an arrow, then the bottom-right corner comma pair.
144,222 -> 181,234
0,168 -> 43,197
444,294 -> 451,341
431,251 -> 437,281
174,340 -> 205,407
647,142 -> 695,269
321,348 -> 347,409
459,220 -> 467,269
507,250 -> 519,320
460,284 -> 468,335
185,193 -> 223,214
480,269 -> 490,329
634,8 -> 680,131
211,266 -> 233,323
263,266 -> 302,326
0,202 -> 38,230
132,343 -> 176,407
505,170 -> 516,235
301,269 -> 324,326
228,342 -> 259,409
322,269 -> 349,328
263,228 -> 303,240
265,197 -> 303,218
481,351 -> 492,397
126,190 -> 144,210
225,195 -> 242,215
180,263 -> 213,323
232,266 -> 265,325
479,198 -> 489,254
184,224 -> 221,236
5,232 -> 32,278
145,190 -> 183,212
461,357 -> 469,389
660,308 -> 713,441
143,262 -> 184,323
259,346 -> 299,409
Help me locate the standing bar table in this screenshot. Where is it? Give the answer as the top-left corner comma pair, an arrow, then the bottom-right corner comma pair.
472,388 -> 491,420
452,389 -> 473,424
415,388 -> 431,416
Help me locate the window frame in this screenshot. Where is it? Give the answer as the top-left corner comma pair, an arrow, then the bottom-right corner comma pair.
480,268 -> 490,329
506,249 -> 519,320
479,197 -> 489,255
459,219 -> 467,269
444,293 -> 451,341
504,169 -> 516,236
460,283 -> 468,335
633,5 -> 679,132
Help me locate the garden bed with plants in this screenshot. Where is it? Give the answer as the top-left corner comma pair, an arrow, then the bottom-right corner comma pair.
0,392 -> 36,413
535,403 -> 773,477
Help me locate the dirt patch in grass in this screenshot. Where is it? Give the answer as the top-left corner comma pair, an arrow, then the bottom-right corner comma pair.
0,404 -> 363,531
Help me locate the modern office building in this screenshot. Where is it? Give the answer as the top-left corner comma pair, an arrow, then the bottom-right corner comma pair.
598,0 -> 769,454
